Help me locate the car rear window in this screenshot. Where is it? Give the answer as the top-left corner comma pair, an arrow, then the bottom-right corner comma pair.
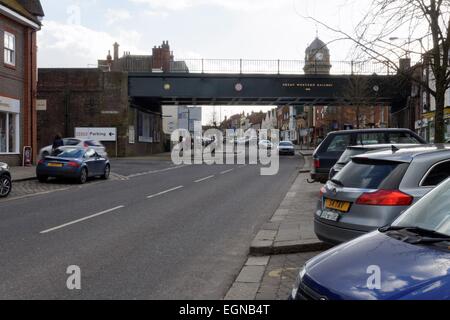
356,133 -> 386,145
64,139 -> 81,146
325,135 -> 351,152
333,159 -> 409,189
387,132 -> 422,144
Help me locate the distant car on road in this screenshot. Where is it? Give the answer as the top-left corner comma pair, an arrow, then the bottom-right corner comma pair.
328,144 -> 419,180
39,138 -> 108,159
37,147 -> 110,184
292,178 -> 450,300
315,144 -> 450,245
311,129 -> 426,183
0,162 -> 11,198
278,141 -> 295,156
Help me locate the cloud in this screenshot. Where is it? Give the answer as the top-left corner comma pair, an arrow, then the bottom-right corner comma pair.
129,0 -> 290,12
105,8 -> 131,25
37,20 -> 146,68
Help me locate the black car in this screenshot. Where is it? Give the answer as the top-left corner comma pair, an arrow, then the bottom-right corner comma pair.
0,162 -> 12,198
311,129 -> 426,183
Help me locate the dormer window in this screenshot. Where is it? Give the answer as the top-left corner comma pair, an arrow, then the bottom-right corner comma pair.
4,32 -> 16,66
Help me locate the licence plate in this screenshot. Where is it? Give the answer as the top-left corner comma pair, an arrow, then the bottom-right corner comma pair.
320,210 -> 340,222
47,163 -> 63,168
325,198 -> 351,213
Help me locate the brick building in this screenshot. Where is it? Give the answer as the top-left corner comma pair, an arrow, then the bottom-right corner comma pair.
36,41 -> 187,157
0,0 -> 44,165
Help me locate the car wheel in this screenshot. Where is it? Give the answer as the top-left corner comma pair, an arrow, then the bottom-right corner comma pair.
37,175 -> 48,183
102,164 -> 110,180
79,168 -> 88,184
0,175 -> 12,198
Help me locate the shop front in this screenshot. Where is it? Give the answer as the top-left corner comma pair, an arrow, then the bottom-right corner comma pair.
416,107 -> 450,142
0,96 -> 21,164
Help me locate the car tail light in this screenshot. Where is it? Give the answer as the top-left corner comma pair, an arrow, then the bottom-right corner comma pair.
38,159 -> 45,165
68,161 -> 80,168
84,142 -> 89,148
319,186 -> 327,197
356,190 -> 413,206
314,159 -> 320,168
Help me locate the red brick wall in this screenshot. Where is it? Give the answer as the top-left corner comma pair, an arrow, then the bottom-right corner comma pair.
37,69 -> 164,157
0,12 -> 38,166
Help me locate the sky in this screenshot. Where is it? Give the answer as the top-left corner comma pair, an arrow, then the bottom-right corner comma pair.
36,0 -> 387,123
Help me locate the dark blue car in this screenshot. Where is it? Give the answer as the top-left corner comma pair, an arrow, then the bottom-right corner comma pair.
292,178 -> 450,300
36,147 -> 110,184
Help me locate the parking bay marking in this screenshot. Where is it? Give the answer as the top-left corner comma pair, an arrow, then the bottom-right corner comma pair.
147,186 -> 184,199
194,175 -> 215,183
40,205 -> 125,234
220,169 -> 234,175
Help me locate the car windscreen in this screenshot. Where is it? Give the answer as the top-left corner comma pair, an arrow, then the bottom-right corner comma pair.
55,149 -> 85,159
279,142 -> 293,147
394,179 -> 450,236
333,159 -> 408,189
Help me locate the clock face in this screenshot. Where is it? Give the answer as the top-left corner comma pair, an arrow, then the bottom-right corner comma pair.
315,52 -> 324,60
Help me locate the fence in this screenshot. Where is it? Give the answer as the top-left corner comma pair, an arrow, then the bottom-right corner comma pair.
169,59 -> 395,75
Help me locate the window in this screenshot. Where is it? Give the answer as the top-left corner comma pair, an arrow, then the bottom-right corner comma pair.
325,135 -> 351,152
334,159 -> 408,189
387,132 -> 421,144
356,133 -> 385,145
421,161 -> 450,187
4,32 -> 16,66
0,112 -> 19,154
138,111 -> 159,143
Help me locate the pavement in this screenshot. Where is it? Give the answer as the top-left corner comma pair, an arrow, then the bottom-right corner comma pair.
225,150 -> 334,300
9,166 -> 37,182
0,154 -> 303,299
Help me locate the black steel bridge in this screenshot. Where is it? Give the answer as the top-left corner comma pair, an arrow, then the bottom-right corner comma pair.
127,59 -> 409,110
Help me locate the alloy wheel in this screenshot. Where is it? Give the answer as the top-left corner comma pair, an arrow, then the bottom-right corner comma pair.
0,176 -> 11,197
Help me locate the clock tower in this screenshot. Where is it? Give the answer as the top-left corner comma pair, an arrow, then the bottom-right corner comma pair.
304,37 -> 332,75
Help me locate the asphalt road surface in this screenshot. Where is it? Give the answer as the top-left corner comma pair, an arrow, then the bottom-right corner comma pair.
0,155 -> 304,299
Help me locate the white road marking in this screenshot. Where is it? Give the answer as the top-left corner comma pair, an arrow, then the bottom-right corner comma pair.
127,165 -> 188,179
194,175 -> 215,183
40,205 -> 125,234
220,169 -> 234,175
147,186 -> 184,199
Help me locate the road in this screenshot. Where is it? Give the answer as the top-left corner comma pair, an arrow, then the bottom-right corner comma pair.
0,155 -> 304,299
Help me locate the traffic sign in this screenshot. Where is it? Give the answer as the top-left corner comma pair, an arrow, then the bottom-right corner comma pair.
75,127 -> 117,142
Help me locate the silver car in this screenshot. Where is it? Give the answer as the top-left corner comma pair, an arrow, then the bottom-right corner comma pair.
39,138 -> 108,159
315,144 -> 450,244
329,144 -> 420,180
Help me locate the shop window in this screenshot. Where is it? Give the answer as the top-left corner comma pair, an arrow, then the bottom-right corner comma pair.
0,112 -> 18,153
4,32 -> 16,66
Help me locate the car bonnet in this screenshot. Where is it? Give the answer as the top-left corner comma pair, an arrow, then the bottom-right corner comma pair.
303,232 -> 450,300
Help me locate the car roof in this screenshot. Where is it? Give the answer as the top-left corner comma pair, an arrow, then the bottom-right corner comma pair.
346,144 -> 419,150
327,128 -> 415,135
353,144 -> 450,163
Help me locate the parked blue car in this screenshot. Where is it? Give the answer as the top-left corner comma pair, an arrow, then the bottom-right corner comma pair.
37,147 -> 110,184
292,178 -> 450,300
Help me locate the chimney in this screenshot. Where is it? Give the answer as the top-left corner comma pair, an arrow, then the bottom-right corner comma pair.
113,42 -> 120,61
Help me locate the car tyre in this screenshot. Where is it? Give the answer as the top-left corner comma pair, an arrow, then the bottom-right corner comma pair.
37,175 -> 48,183
0,175 -> 12,198
79,168 -> 88,184
102,164 -> 110,180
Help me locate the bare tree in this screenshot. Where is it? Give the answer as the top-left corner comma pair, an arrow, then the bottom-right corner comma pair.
306,0 -> 450,142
